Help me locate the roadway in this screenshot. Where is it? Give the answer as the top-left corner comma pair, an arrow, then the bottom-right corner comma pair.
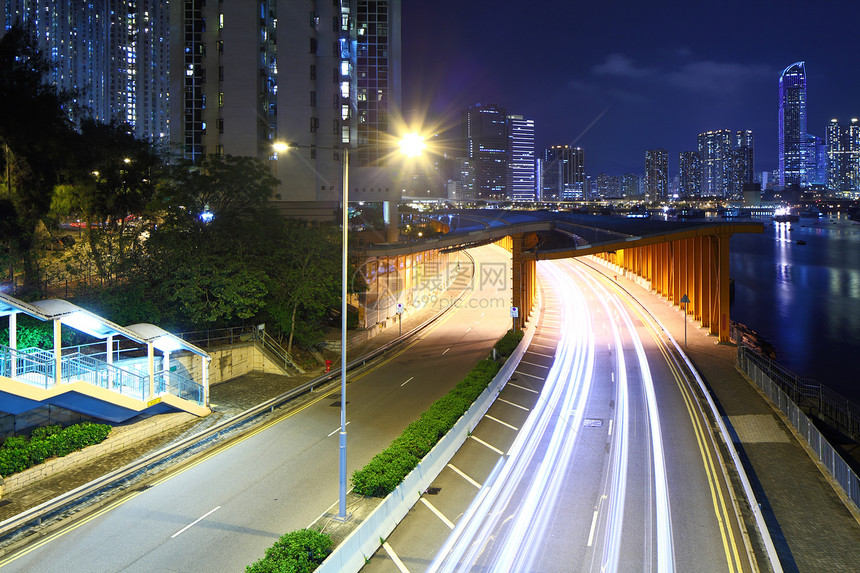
364,258 -> 751,572
0,245 -> 514,573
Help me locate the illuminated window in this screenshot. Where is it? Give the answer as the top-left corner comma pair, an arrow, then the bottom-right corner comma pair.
219,92 -> 224,107
341,104 -> 349,120
219,14 -> 224,29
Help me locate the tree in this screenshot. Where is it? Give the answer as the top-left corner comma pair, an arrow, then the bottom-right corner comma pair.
0,24 -> 77,294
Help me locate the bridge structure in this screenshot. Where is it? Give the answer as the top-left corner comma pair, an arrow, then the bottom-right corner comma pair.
363,210 -> 764,343
0,292 -> 210,423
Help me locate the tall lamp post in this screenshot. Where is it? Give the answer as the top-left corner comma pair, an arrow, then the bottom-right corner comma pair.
274,133 -> 425,521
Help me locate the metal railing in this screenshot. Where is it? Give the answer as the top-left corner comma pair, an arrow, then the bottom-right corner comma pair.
252,328 -> 304,374
154,370 -> 204,405
737,344 -> 860,511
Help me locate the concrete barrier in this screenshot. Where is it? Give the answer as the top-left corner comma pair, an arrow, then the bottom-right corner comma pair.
317,304 -> 539,573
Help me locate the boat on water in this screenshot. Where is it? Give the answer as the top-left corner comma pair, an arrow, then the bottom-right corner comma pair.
772,207 -> 799,222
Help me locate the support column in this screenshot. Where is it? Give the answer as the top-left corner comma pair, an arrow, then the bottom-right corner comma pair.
686,238 -> 695,317
694,236 -> 704,322
147,342 -> 155,401
717,235 -> 731,342
106,335 -> 114,388
53,318 -> 62,387
384,201 -> 399,243
708,236 -> 720,335
511,234 -> 524,331
203,356 -> 210,406
9,313 -> 16,377
163,350 -> 171,393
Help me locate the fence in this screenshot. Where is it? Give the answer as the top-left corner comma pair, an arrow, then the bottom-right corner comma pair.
737,344 -> 860,511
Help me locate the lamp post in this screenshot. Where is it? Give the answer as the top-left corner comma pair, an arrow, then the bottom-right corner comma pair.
680,293 -> 690,347
274,133 -> 425,521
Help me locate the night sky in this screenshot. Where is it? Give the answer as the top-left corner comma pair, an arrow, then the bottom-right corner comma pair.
402,0 -> 860,178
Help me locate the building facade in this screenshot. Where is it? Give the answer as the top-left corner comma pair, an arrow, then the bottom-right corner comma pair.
698,130 -> 733,197
3,0 -> 170,144
506,114 -> 535,202
778,61 -> 807,188
644,148 -> 668,201
464,103 -> 507,199
541,145 -> 585,201
679,151 -> 701,199
826,118 -> 860,198
731,130 -> 754,200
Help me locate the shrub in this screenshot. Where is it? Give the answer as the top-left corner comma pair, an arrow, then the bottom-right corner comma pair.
0,422 -> 112,478
351,358 -> 501,497
494,329 -> 524,358
245,529 -> 332,573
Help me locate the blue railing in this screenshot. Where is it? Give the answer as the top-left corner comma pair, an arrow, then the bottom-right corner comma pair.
0,344 -> 203,407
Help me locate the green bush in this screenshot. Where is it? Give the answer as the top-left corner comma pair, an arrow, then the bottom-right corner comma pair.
0,422 -> 112,478
351,358 -> 501,497
245,529 -> 332,573
494,329 -> 524,358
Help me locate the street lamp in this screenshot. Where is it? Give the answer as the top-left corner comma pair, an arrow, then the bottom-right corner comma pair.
273,133 -> 425,521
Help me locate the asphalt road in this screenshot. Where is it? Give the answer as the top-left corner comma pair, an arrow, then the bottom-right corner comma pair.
0,245 -> 514,573
364,258 -> 751,572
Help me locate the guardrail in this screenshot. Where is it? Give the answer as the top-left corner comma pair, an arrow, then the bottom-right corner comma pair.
0,251 -> 476,545
738,345 -> 860,513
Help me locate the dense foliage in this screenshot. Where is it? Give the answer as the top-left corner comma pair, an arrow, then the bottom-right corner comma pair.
494,329 -> 524,358
351,358 -> 501,497
245,529 -> 332,573
0,422 -> 111,477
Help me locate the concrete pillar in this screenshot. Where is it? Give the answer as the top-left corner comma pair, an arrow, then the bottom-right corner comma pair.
511,234 -> 524,331
717,235 -> 731,342
106,335 -> 114,388
147,342 -> 155,401
163,350 -> 171,392
384,201 -> 399,243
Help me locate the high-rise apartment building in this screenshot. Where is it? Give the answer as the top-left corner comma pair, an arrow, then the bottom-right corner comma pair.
731,130 -> 754,199
679,151 -> 701,199
170,1 -> 402,210
541,145 -> 585,200
778,61 -> 807,188
3,0 -> 170,143
464,103 -> 507,199
644,148 -> 668,201
826,118 -> 860,197
805,133 -> 828,186
698,130 -> 733,197
506,115 -> 535,202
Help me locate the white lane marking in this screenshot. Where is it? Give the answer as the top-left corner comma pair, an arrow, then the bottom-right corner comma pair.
401,376 -> 414,387
327,421 -> 351,437
442,348 -> 450,356
469,435 -> 504,455
508,382 -> 540,393
480,312 -> 485,318
421,498 -> 455,529
608,419 -> 614,436
513,371 -> 543,380
466,327 -> 472,334
587,509 -> 599,546
529,343 -> 555,350
447,463 -> 481,489
519,360 -> 549,369
498,398 -> 529,411
526,351 -> 554,359
383,541 -> 411,573
611,372 -> 615,382
485,415 -> 519,431
171,506 -> 221,538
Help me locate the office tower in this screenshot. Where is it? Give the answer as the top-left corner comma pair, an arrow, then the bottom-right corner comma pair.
621,173 -> 639,198
2,0 -> 170,143
541,145 -> 585,200
644,149 -> 668,201
506,115 -> 536,202
448,158 -> 476,201
698,130 -> 733,197
464,103 -> 507,199
731,130 -> 754,199
778,61 -> 807,187
594,173 -> 622,199
169,0 -> 401,209
679,151 -> 701,199
826,118 -> 860,197
805,134 -> 827,186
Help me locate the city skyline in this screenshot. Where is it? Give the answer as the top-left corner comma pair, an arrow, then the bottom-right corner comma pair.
402,0 -> 860,177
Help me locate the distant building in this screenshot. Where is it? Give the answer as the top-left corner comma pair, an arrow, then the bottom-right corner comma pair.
621,173 -> 640,198
448,158 -> 477,201
731,130 -> 755,199
778,61 -> 808,187
679,151 -> 701,199
826,118 -> 860,198
644,148 -> 668,201
698,130 -> 733,197
506,115 -> 536,201
593,173 -> 622,199
464,103 -> 508,199
541,145 -> 585,200
805,133 -> 828,186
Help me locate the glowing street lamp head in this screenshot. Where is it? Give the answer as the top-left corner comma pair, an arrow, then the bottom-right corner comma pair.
400,132 -> 426,158
272,141 -> 290,153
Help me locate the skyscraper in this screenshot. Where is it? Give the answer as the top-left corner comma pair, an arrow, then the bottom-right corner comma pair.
731,130 -> 754,199
679,151 -> 701,199
506,115 -> 536,202
3,0 -> 170,143
826,118 -> 860,197
698,130 -> 733,197
778,61 -> 807,188
464,103 -> 508,199
541,145 -> 584,200
644,148 -> 668,201
169,0 -> 402,209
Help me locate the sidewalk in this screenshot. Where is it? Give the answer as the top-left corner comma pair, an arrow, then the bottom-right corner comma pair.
0,260 -> 476,525
585,257 -> 860,572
